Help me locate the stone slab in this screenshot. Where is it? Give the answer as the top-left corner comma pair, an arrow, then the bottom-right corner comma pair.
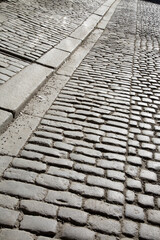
0,110 -> 13,135
95,5 -> 110,16
58,29 -> 103,76
56,37 -> 81,53
0,156 -> 13,176
0,63 -> 53,117
37,48 -> 70,69
71,14 -> 101,40
0,114 -> 41,156
22,74 -> 70,117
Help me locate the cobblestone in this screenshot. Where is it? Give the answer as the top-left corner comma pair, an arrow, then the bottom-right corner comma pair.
70,182 -> 104,198
20,215 -> 57,235
84,199 -> 123,218
122,220 -> 138,237
58,207 -> 88,225
138,194 -> 154,207
61,223 -> 95,240
1,0 -> 160,238
140,224 -> 160,240
88,215 -> 121,235
45,190 -> 82,208
125,204 -> 145,221
0,207 -> 19,227
0,229 -> 34,240
20,200 -> 58,217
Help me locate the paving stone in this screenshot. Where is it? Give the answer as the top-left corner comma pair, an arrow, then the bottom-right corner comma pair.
74,163 -> 104,176
95,143 -> 126,154
61,223 -> 95,240
138,194 -> 154,207
140,169 -> 157,181
0,110 -> 13,135
100,125 -> 128,135
140,223 -> 160,240
0,229 -> 34,240
103,152 -> 126,162
70,182 -> 104,198
58,207 -> 88,225
64,131 -> 84,139
20,199 -> 58,217
155,153 -> 160,161
20,150 -> 44,160
25,144 -> 67,158
125,204 -> 145,221
34,130 -> 63,141
127,178 -> 142,190
29,136 -> 53,147
0,194 -> 18,209
83,127 -> 105,136
65,138 -> 93,148
75,146 -> 102,157
54,141 -> 74,152
87,175 -> 124,192
0,207 -> 19,227
138,149 -> 153,159
84,134 -> 100,142
36,174 -> 69,190
70,153 -> 96,165
0,156 -> 13,176
88,215 -> 121,235
147,161 -> 160,170
41,119 -> 82,131
126,165 -> 139,177
4,168 -> 38,183
145,183 -> 160,196
47,166 -> 85,182
12,157 -> 46,172
107,190 -> 125,205
127,156 -> 142,165
0,180 -> 47,200
84,199 -> 123,218
122,220 -> 138,237
147,210 -> 160,224
96,233 -> 117,240
107,170 -> 125,181
20,215 -> 57,234
44,156 -> 73,168
97,159 -> 124,171
45,190 -> 82,208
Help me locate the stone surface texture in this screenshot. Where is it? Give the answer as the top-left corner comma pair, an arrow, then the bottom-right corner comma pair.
0,0 -> 160,239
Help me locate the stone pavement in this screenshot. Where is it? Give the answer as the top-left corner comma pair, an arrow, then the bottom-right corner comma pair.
0,0 -> 160,239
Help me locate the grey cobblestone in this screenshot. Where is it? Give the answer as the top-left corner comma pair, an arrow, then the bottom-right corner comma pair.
125,204 -> 145,221
45,190 -> 82,208
1,0 -> 160,238
140,224 -> 160,240
70,182 -> 104,198
61,223 -> 95,240
84,199 -> 123,218
36,174 -> 70,190
89,215 -> 121,235
0,194 -> 18,209
0,229 -> 34,240
20,200 -> 58,217
0,207 -> 20,227
122,220 -> 138,237
20,215 -> 57,234
58,207 -> 88,225
47,166 -> 85,182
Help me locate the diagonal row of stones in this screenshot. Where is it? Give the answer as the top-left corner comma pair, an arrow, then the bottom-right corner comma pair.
0,0 -> 160,239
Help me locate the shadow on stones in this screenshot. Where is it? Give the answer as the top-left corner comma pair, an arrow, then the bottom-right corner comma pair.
142,0 -> 160,4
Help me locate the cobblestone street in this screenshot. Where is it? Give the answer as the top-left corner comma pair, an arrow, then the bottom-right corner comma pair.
0,0 -> 160,239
